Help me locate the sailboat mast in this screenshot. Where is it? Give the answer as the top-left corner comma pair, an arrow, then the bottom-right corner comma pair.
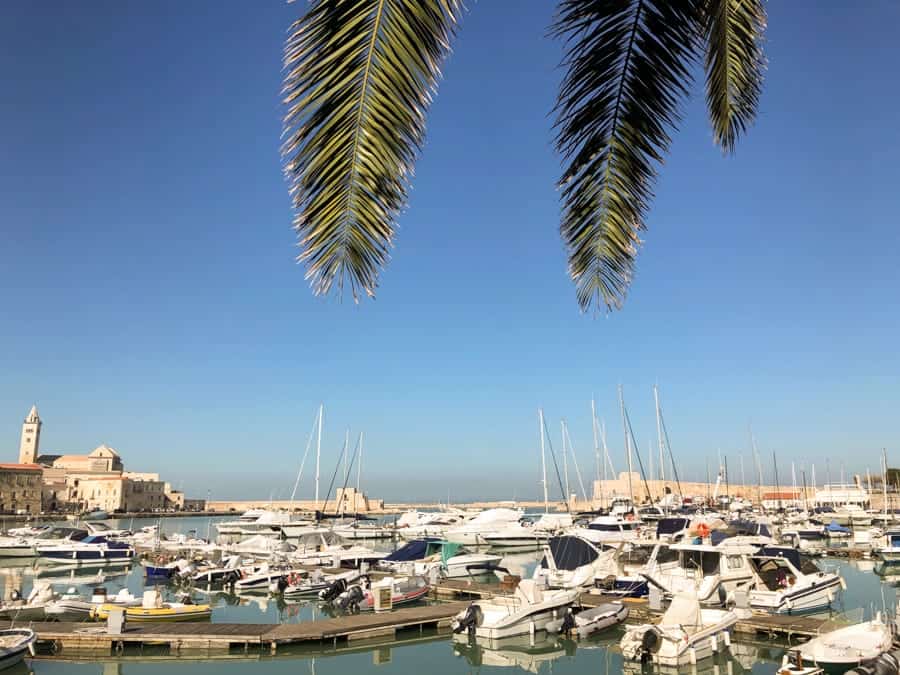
654,385 -> 665,485
883,448 -> 889,521
619,385 -> 634,510
315,403 -> 323,509
539,409 -> 549,513
591,399 -> 601,507
356,432 -> 363,501
561,420 -> 570,503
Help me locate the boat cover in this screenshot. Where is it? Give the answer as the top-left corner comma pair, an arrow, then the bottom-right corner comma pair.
826,520 -> 851,533
662,593 -> 701,630
656,518 -> 690,536
755,546 -> 802,570
383,540 -> 429,562
543,536 -> 598,571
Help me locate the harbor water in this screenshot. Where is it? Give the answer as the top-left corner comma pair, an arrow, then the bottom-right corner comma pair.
3,516 -> 895,675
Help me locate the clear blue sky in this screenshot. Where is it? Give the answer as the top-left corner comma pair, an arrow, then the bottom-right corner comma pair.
2,2 -> 898,501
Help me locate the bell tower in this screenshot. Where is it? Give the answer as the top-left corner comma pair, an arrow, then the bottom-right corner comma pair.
19,405 -> 41,464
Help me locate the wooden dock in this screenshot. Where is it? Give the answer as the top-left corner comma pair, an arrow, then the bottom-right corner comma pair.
16,601 -> 468,657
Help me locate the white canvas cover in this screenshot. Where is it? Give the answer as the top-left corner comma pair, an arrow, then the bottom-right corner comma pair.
661,593 -> 701,630
515,579 -> 544,605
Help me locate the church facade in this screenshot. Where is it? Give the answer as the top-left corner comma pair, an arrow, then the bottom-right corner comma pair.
13,405 -> 185,514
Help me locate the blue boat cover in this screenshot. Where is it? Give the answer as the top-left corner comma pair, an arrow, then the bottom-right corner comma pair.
826,520 -> 851,533
383,540 -> 429,562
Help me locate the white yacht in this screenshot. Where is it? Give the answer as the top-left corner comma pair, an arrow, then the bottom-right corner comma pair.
748,547 -> 844,614
534,535 -> 618,589
444,508 -> 525,546
574,515 -> 641,545
215,509 -> 269,535
451,580 -> 580,639
642,540 -> 758,606
378,539 -> 502,579
396,509 -> 473,540
480,514 -> 572,549
791,613 -> 893,668
874,528 -> 900,565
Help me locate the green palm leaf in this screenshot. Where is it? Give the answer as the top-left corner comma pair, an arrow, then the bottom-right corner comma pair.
704,0 -> 767,153
553,0 -> 703,312
282,0 -> 463,301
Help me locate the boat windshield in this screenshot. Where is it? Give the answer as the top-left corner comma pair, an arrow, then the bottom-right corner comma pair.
587,523 -> 623,532
681,550 -> 719,576
752,558 -> 793,591
544,536 -> 599,571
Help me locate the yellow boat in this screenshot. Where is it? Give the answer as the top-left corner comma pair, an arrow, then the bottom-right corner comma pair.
93,602 -> 212,622
92,589 -> 211,622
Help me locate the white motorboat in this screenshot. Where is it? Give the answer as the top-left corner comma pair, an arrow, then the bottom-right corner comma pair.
224,535 -> 296,558
378,539 -> 502,579
574,515 -> 642,545
215,508 -> 270,535
233,561 -> 311,592
748,547 -> 844,614
874,529 -> 900,565
444,508 -> 524,546
832,504 -> 872,528
396,509 -> 473,540
287,531 -> 381,568
451,580 -> 580,639
534,535 -> 618,589
642,540 -> 757,606
793,613 -> 893,668
480,514 -> 572,549
620,593 -> 738,666
598,540 -> 680,598
0,537 -> 35,558
0,583 -> 57,621
45,586 -> 141,620
273,568 -> 356,597
0,629 -> 36,671
546,601 -> 629,639
331,520 -> 394,540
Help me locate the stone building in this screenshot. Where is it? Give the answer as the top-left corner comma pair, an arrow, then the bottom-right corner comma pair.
12,405 -> 197,513
0,464 -> 43,514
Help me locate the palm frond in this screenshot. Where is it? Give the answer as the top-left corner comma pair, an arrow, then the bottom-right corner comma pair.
553,0 -> 702,312
704,0 -> 766,153
282,0 -> 463,301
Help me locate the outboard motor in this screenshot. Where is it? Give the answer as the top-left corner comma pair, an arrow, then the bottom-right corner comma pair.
338,585 -> 365,612
639,628 -> 659,664
319,577 -> 347,602
846,652 -> 900,675
274,576 -> 289,594
559,608 -> 576,634
452,604 -> 482,637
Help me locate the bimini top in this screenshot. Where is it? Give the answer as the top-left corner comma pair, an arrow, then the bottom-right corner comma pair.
656,517 -> 690,536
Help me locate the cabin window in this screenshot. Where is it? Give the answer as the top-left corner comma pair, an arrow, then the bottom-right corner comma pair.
726,556 -> 744,569
656,547 -> 679,565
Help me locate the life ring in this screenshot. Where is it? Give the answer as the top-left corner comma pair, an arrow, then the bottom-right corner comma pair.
696,523 -> 710,537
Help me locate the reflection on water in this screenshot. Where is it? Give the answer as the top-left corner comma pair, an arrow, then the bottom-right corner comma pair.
7,516 -> 900,675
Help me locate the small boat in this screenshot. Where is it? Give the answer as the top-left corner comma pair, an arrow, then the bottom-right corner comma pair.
479,514 -> 573,550
0,583 -> 57,621
234,562 -> 310,592
188,554 -> 245,585
451,580 -> 580,639
792,613 -> 893,668
378,539 -> 502,579
748,547 -> 845,614
328,575 -> 429,612
546,601 -> 629,639
45,587 -> 141,620
94,589 -> 211,622
275,569 -> 356,597
443,508 -> 525,546
620,592 -> 738,666
0,537 -> 36,559
874,529 -> 900,565
825,520 -> 852,539
0,629 -> 36,671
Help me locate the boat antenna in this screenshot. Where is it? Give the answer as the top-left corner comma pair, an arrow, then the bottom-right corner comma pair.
315,403 -> 323,510
539,409 -> 549,513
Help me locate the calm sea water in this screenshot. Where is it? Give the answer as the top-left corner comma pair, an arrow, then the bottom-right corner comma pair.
5,517 -> 895,675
